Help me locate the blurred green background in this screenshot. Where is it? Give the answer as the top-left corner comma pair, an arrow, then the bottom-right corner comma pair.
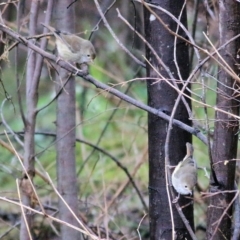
0,1 -> 235,239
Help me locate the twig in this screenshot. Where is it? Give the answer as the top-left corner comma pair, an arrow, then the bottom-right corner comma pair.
16,179 -> 33,240
67,0 -> 77,9
232,184 -> 240,240
172,0 -> 192,118
0,196 -> 104,239
106,147 -> 148,211
174,203 -> 198,240
117,9 -> 238,127
0,23 -> 209,143
136,212 -> 147,240
203,0 -> 216,20
36,73 -> 72,114
31,0 -> 53,92
0,138 -> 50,183
0,220 -> 21,239
45,172 -> 96,237
0,78 -> 14,111
140,0 -> 201,60
0,98 -> 23,147
39,131 -> 148,211
163,2 -> 186,237
1,23 -> 239,143
89,0 -> 116,40
189,0 -> 200,69
5,131 -> 46,214
138,0 -> 240,84
117,8 -> 175,83
77,82 -> 133,175
203,32 -> 239,82
0,129 -> 148,212
162,2 -> 197,238
211,190 -> 239,238
146,57 -> 240,121
94,0 -> 145,67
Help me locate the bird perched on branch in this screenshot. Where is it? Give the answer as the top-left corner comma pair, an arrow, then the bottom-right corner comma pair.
171,142 -> 197,202
42,23 -> 96,66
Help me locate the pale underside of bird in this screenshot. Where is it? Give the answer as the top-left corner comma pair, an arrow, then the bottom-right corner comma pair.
171,142 -> 197,197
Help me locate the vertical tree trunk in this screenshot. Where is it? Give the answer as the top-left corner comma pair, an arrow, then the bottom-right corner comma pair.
206,1 -> 240,239
54,1 -> 80,239
144,1 -> 193,239
20,1 -> 39,239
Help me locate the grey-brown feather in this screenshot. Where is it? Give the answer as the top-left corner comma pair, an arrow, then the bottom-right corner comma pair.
171,142 -> 197,195
41,23 -> 96,64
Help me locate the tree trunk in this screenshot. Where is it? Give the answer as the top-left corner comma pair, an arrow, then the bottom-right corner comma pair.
54,1 -> 80,239
20,1 -> 39,239
144,1 -> 193,239
206,1 -> 240,239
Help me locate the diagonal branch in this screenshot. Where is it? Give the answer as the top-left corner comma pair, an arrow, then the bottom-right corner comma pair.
0,23 -> 207,144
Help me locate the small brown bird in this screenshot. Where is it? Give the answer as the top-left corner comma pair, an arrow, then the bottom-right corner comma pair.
171,142 -> 197,201
42,23 -> 96,65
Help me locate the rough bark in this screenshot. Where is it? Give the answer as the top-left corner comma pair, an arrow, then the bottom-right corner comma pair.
54,1 -> 80,239
206,1 -> 240,239
144,1 -> 192,239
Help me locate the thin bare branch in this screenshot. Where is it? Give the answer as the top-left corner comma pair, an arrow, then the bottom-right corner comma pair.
94,0 -> 145,67
89,0 -> 116,40
16,179 -> 33,240
0,23 -> 208,144
0,196 -> 105,240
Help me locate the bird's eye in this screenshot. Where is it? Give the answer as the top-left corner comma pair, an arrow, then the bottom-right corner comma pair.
87,54 -> 90,57
184,185 -> 188,188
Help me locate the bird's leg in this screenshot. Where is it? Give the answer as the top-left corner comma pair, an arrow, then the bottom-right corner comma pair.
55,58 -> 82,75
73,66 -> 81,76
65,62 -> 82,75
172,193 -> 180,203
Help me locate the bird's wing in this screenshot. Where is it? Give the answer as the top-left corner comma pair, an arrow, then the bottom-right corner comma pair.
172,161 -> 183,178
65,35 -> 84,53
186,142 -> 194,157
52,33 -> 80,54
42,23 -> 75,53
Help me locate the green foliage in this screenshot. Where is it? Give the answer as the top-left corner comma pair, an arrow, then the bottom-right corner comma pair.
1,1 -> 236,239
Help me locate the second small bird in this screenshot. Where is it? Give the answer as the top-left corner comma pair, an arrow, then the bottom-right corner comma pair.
42,24 -> 96,65
171,142 -> 197,200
